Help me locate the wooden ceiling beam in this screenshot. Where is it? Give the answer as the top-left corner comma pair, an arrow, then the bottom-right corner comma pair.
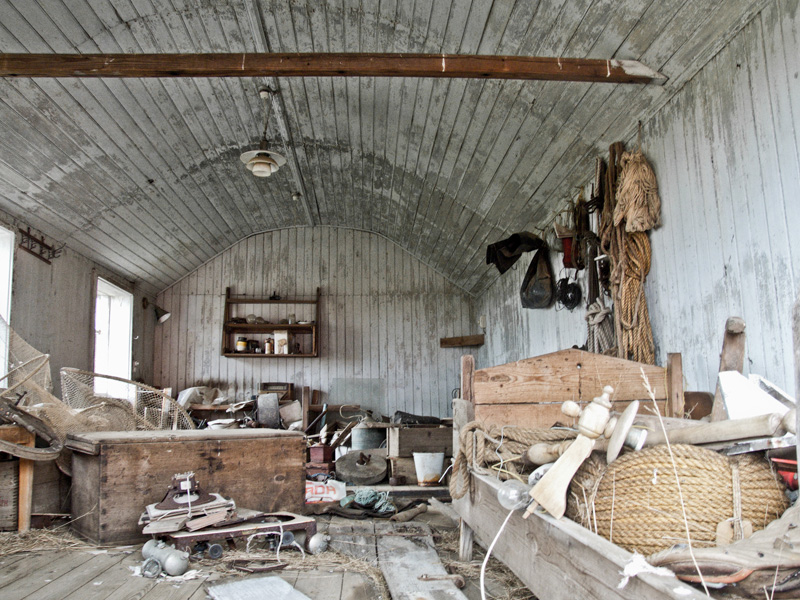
0,53 -> 666,84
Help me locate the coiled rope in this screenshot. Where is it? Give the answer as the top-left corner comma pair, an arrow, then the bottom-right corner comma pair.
566,445 -> 788,556
585,299 -> 614,354
449,421 -> 576,500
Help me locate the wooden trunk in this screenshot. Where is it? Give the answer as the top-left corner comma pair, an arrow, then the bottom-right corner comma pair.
66,429 -> 305,545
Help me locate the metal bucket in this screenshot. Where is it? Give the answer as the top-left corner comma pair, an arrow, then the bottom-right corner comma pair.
350,424 -> 385,450
413,452 -> 445,486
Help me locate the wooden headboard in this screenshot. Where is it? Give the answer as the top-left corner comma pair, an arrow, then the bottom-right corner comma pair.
461,349 -> 684,429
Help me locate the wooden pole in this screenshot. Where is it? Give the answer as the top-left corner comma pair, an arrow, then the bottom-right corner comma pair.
710,317 -> 747,421
0,53 -> 666,84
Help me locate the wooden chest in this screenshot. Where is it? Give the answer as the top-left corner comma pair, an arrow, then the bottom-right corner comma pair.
66,429 -> 305,545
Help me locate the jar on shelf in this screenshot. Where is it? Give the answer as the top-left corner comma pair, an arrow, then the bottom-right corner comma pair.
236,337 -> 248,353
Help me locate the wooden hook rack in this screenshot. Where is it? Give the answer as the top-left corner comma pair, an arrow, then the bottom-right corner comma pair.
18,227 -> 62,264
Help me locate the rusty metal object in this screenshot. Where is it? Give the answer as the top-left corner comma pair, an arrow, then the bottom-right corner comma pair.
154,472 -> 216,510
418,573 -> 466,588
0,396 -> 63,460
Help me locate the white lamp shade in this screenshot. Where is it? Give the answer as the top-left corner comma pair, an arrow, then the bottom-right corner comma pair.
240,148 -> 286,178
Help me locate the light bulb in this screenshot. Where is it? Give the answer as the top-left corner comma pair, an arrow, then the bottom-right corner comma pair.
496,479 -> 532,511
252,162 -> 273,177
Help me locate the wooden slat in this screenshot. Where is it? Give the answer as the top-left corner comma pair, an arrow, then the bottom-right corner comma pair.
0,52 -> 667,83
439,334 -> 484,348
473,349 -> 669,405
473,399 -> 667,430
453,474 -> 707,600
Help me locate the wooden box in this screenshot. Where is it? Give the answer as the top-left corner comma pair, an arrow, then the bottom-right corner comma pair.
66,429 -> 306,545
387,426 -> 453,458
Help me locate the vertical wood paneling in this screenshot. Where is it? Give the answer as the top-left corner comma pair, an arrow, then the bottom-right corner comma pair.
6,213 -> 156,397
475,0 -> 799,396
155,226 -> 470,417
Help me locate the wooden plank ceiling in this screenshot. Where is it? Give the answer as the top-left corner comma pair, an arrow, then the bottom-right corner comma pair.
0,0 -> 767,298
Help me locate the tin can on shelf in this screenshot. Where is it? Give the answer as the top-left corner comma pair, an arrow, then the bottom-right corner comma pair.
264,337 -> 274,354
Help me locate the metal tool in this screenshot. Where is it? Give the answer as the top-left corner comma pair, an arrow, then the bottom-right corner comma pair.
418,573 -> 466,588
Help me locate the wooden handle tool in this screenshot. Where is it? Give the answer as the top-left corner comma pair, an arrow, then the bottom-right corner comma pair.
523,386 -> 613,520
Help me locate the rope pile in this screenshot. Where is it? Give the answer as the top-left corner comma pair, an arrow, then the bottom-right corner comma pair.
449,421 -> 576,500
601,145 -> 660,364
566,445 -> 788,556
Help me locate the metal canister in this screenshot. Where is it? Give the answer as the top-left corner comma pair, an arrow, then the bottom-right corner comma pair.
264,337 -> 274,354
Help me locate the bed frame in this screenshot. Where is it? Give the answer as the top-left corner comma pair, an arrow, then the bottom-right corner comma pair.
452,349 -> 708,600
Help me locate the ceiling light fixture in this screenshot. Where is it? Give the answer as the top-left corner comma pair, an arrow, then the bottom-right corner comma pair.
240,89 -> 286,178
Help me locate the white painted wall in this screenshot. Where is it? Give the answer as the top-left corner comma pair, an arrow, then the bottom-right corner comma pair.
475,0 -> 800,396
154,227 -> 472,418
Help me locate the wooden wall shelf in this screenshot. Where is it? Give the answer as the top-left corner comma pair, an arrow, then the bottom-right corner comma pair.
221,287 -> 321,358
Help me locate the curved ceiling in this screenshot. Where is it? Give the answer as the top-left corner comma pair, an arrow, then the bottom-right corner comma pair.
0,0 -> 766,297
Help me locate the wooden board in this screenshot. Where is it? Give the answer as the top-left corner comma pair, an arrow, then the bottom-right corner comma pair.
473,349 -> 673,406
0,460 -> 18,531
375,521 -> 469,600
0,425 -> 34,532
68,429 -> 305,544
388,457 -> 418,483
474,399 -> 667,430
440,334 -> 485,348
454,474 -> 706,600
387,426 -> 453,458
0,53 -> 666,84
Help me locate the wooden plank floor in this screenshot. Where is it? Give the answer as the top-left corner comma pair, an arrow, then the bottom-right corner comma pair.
0,549 -> 378,600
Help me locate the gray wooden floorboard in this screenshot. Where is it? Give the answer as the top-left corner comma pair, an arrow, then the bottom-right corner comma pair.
3,551 -> 96,599
22,553 -> 129,600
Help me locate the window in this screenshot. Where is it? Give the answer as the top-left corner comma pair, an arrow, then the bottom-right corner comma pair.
94,277 -> 133,395
0,225 -> 13,379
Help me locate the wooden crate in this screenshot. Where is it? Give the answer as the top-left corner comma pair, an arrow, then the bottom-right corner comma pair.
66,429 -> 305,545
387,426 -> 453,458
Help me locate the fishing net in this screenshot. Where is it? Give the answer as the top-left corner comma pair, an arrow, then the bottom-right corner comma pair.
60,368 -> 194,432
0,317 -> 193,474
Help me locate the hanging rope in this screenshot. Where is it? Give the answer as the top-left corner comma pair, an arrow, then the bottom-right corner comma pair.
599,143 -> 660,364
585,298 -> 614,354
613,150 -> 662,232
613,231 -> 655,364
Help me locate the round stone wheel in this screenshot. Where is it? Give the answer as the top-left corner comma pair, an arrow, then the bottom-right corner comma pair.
335,451 -> 388,485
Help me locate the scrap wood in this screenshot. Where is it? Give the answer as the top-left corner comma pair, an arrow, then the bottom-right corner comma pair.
330,421 -> 356,449
185,509 -> 232,531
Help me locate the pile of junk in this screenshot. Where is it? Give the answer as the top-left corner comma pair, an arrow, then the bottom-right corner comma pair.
135,472 -> 326,579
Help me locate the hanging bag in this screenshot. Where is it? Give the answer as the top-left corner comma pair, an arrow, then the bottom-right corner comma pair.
520,247 -> 554,309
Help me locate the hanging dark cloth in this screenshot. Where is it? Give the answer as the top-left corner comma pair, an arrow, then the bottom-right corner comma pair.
485,232 -> 546,274
520,247 -> 554,309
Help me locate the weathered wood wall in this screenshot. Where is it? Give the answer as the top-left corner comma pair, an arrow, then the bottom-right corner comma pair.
644,0 -> 799,394
474,252 -> 587,370
3,211 -> 155,396
476,0 -> 800,396
154,227 -> 472,418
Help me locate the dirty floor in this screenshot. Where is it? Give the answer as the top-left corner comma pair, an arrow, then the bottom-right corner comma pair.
0,506 -> 534,600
